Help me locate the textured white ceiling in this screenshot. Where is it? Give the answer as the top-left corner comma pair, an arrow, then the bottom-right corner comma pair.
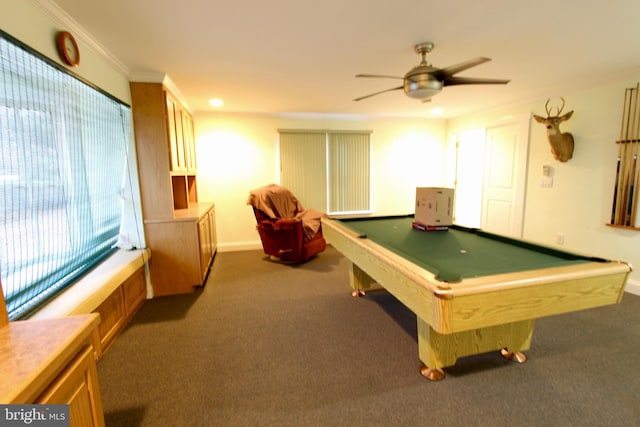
51,0 -> 640,118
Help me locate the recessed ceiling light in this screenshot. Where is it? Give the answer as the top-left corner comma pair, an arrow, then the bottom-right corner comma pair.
209,98 -> 224,107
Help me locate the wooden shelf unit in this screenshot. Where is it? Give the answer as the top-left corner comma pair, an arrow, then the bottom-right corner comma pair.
130,82 -> 217,296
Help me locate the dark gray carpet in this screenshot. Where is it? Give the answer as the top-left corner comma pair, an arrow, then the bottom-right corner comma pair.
97,246 -> 640,426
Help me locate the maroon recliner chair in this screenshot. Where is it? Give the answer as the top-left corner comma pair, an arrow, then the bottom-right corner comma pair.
247,184 -> 327,263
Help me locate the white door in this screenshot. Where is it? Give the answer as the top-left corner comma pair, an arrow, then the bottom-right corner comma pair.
480,116 -> 530,237
454,129 -> 486,228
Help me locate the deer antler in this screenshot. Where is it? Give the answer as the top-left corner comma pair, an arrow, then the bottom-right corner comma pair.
556,97 -> 565,116
544,99 -> 552,116
544,97 -> 566,117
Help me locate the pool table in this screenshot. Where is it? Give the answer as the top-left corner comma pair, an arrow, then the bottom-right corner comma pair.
321,215 -> 631,380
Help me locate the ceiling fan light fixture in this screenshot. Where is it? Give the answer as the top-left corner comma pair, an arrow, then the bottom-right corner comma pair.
404,79 -> 442,100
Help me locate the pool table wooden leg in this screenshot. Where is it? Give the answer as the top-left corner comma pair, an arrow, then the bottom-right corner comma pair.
416,317 -> 534,380
348,262 -> 382,297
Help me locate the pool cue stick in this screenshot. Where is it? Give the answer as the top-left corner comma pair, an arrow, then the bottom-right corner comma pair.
616,88 -> 632,224
631,151 -> 640,227
620,86 -> 637,224
627,154 -> 637,226
617,88 -> 631,224
629,85 -> 640,226
611,88 -> 629,224
622,85 -> 639,225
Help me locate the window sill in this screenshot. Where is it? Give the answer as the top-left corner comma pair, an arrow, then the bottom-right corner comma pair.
30,248 -> 151,320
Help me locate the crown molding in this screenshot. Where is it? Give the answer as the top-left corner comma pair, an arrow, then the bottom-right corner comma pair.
30,0 -> 130,76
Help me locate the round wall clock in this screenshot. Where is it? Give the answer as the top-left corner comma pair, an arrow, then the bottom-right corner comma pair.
56,31 -> 80,67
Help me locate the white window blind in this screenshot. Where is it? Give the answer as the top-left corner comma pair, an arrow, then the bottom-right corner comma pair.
279,129 -> 371,214
328,132 -> 370,213
0,31 -> 132,319
279,131 -> 327,210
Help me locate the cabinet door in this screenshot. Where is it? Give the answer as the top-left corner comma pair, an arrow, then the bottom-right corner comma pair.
37,346 -> 105,427
198,214 -> 212,279
123,266 -> 146,319
145,220 -> 202,296
182,111 -> 197,172
165,94 -> 186,172
94,287 -> 126,354
209,208 -> 217,254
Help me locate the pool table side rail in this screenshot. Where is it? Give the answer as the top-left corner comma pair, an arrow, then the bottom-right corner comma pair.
450,267 -> 629,332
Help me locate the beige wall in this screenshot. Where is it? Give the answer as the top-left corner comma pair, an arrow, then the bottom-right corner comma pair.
449,72 -> 640,287
2,0 -> 131,104
194,113 -> 447,251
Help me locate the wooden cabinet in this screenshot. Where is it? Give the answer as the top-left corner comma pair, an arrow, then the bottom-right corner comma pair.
145,204 -> 217,297
1,314 -> 105,427
130,82 -> 216,296
130,82 -> 199,217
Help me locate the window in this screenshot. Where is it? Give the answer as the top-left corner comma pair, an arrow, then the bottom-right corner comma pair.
279,130 -> 371,214
0,31 -> 132,320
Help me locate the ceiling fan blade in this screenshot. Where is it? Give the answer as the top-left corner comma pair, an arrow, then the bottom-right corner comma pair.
353,86 -> 403,101
433,57 -> 492,79
356,74 -> 404,79
443,76 -> 510,86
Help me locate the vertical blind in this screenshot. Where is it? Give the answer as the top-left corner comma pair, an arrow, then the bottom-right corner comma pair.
0,31 -> 130,319
279,131 -> 327,210
328,132 -> 370,213
279,130 -> 371,214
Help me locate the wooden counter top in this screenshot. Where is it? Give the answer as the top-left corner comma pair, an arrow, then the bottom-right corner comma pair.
0,313 -> 100,403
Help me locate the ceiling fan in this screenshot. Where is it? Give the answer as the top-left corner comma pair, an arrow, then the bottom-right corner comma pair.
354,42 -> 510,102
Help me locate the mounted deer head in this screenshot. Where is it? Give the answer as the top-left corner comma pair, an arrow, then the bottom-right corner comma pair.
533,97 -> 575,162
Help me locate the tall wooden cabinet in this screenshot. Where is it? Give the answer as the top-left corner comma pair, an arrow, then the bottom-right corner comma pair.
130,82 -> 217,296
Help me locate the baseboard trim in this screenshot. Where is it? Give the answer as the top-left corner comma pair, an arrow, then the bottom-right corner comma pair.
217,241 -> 262,252
625,278 -> 640,296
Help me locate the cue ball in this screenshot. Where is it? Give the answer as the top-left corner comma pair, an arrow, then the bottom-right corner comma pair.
460,249 -> 467,254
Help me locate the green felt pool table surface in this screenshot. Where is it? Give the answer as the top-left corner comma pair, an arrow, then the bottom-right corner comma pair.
336,215 -> 596,283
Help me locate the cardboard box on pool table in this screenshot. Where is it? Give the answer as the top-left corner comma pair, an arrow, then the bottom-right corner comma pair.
415,187 -> 454,227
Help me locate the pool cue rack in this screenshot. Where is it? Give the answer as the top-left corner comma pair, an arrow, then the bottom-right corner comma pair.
609,83 -> 640,230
